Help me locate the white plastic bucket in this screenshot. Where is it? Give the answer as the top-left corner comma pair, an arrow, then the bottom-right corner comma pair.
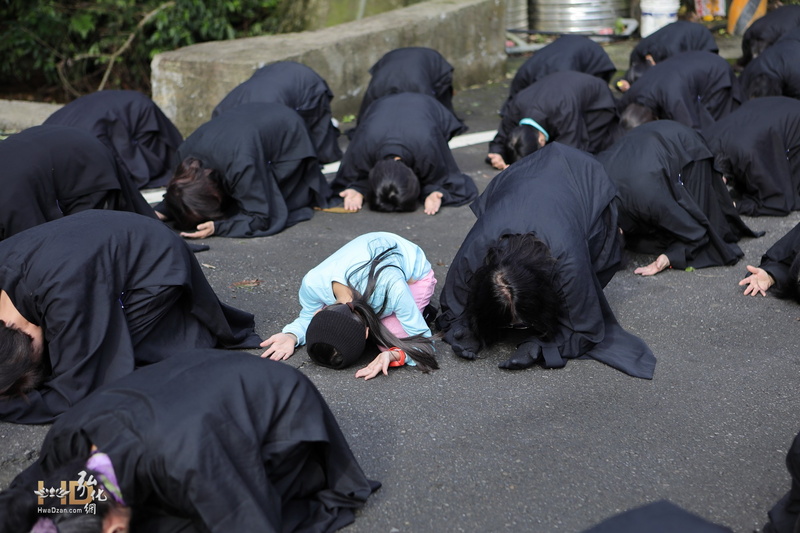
639,0 -> 680,37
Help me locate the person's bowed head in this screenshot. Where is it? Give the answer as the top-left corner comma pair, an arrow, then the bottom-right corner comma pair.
340,159 -> 445,215
305,303 -> 368,369
446,234 -> 563,369
157,157 -> 229,239
487,122 -> 547,171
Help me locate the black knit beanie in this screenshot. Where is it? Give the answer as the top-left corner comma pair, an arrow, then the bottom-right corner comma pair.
306,304 -> 366,369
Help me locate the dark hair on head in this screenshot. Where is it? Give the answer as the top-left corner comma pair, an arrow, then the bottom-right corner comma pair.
0,320 -> 45,400
625,61 -> 650,86
746,73 -> 782,99
465,233 -> 562,346
506,125 -> 542,164
307,342 -> 346,368
620,103 -> 656,131
163,157 -> 230,231
367,159 -> 420,212
713,153 -> 734,181
314,245 -> 438,372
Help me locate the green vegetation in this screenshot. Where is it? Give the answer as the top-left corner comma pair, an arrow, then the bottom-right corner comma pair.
0,0 -> 284,100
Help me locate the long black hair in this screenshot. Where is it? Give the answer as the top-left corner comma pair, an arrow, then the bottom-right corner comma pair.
307,245 -> 438,372
0,320 -> 45,400
163,157 -> 231,231
506,125 -> 542,164
367,159 -> 420,212
620,102 -> 657,131
465,233 -> 562,346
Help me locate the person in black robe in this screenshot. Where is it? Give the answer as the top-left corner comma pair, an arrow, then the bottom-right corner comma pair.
43,90 -> 183,189
212,61 -> 343,164
739,38 -> 800,100
0,211 -> 262,424
738,5 -> 800,68
618,21 -> 718,90
597,120 -> 760,276
703,96 -> 800,216
487,71 -> 622,170
437,143 -> 656,379
0,125 -> 154,242
0,349 -> 379,533
331,93 -> 477,215
156,103 -> 331,238
618,51 -> 742,131
762,430 -> 800,533
355,47 -> 465,132
501,34 -> 616,115
739,221 -> 800,301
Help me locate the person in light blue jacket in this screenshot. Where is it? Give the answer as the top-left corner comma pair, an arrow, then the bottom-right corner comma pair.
261,232 -> 439,380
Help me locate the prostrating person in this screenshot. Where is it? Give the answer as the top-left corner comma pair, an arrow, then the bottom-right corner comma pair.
0,125 -> 154,242
598,120 -> 760,276
0,211 -> 262,424
618,21 -> 718,91
704,96 -> 800,216
212,61 -> 343,164
355,46 -> 464,131
618,51 -> 742,131
437,143 -> 656,378
43,90 -> 183,189
156,103 -> 331,238
0,350 -> 379,533
501,34 -> 616,114
738,5 -> 800,68
739,38 -> 800,100
261,232 -> 439,381
331,93 -> 477,215
488,71 -> 622,170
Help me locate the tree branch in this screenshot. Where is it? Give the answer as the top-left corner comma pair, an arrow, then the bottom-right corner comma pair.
97,1 -> 175,91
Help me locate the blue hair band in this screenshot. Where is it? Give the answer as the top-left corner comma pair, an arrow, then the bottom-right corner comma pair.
519,118 -> 550,142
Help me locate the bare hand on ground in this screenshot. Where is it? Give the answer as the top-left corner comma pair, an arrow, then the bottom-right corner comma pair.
354,350 -> 397,380
260,333 -> 297,360
739,265 -> 774,296
339,189 -> 364,211
487,153 -> 507,170
424,192 -> 444,215
180,221 -> 215,239
634,254 -> 670,276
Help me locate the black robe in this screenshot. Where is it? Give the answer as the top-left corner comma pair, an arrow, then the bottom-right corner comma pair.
583,500 -> 733,533
356,47 -> 465,133
502,35 -> 616,115
597,120 -> 759,270
0,125 -> 154,242
173,103 -> 331,238
703,96 -> 800,216
490,71 -> 622,157
212,61 -> 343,164
0,211 -> 262,424
0,350 -> 379,533
764,430 -> 800,533
437,143 -> 656,379
619,51 -> 742,131
43,90 -> 183,189
740,39 -> 800,100
755,221 -> 800,298
624,21 -> 718,84
740,5 -> 800,67
331,93 -> 477,208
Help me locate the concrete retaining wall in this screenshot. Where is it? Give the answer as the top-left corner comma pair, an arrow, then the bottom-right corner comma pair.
151,0 -> 506,136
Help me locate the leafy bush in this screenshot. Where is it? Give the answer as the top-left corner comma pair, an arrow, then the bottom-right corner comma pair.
0,0 -> 282,101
